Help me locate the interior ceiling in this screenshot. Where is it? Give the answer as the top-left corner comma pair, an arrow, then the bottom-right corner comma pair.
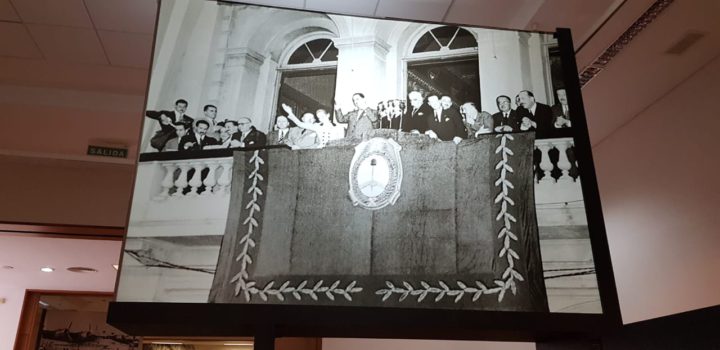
0,234 -> 120,292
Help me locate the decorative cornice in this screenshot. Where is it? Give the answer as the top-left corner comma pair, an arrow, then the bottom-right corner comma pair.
579,0 -> 675,87
225,48 -> 266,67
333,36 -> 391,55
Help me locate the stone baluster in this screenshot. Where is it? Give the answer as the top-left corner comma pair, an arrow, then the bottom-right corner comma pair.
187,163 -> 205,196
536,142 -> 554,183
202,161 -> 219,196
555,139 -> 573,183
216,162 -> 232,195
173,163 -> 191,196
154,162 -> 178,200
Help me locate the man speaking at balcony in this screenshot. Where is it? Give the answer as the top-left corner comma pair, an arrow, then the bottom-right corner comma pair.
334,93 -> 379,140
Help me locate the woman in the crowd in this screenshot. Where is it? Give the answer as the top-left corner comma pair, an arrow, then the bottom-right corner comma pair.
281,103 -> 343,148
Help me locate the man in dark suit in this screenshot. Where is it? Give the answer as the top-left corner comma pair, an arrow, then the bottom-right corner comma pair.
425,95 -> 466,143
492,95 -> 521,133
551,88 -> 572,129
518,90 -> 553,139
267,115 -> 292,145
235,117 -> 267,147
145,99 -> 195,151
335,92 -> 378,140
400,91 -> 429,133
179,119 -> 219,152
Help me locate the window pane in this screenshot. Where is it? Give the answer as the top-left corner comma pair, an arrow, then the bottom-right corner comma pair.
431,26 -> 458,47
276,69 -> 337,125
320,43 -> 338,62
407,58 -> 480,109
413,32 -> 441,53
288,46 -> 313,64
449,28 -> 477,49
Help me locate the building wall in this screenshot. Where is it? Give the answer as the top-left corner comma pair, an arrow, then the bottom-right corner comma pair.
592,52 -> 720,323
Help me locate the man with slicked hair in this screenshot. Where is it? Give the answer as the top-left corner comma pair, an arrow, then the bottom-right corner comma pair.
334,92 -> 378,140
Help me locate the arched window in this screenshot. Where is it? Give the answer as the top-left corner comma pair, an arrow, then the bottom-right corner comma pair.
406,26 -> 480,109
287,38 -> 338,65
275,38 -> 338,124
412,26 -> 477,53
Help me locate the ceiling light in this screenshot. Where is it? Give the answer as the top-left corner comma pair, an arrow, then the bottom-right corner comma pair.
66,266 -> 98,273
40,267 -> 54,273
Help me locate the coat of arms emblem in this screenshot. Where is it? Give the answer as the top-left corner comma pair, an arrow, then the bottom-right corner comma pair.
348,138 -> 403,210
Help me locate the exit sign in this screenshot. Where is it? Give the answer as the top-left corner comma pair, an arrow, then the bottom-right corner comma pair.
87,145 -> 128,158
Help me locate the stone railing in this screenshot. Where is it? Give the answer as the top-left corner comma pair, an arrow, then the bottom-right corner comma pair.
152,157 -> 234,200
128,149 -> 238,238
535,137 -> 578,184
533,137 -> 587,227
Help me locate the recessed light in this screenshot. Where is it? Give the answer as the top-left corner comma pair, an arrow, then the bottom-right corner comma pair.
40,267 -> 54,273
66,266 -> 98,273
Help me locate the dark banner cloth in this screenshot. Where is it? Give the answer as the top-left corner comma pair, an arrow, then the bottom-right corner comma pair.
210,131 -> 547,312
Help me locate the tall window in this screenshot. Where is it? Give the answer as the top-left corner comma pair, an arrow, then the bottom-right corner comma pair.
276,38 -> 338,121
406,26 -> 480,108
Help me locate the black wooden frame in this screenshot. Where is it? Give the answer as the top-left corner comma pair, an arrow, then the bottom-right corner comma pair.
108,0 -> 622,344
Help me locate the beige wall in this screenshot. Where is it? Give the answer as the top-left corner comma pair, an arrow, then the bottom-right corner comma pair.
0,156 -> 134,226
592,53 -> 720,323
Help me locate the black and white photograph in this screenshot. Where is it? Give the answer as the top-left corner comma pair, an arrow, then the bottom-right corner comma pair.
117,0 -> 598,313
39,296 -> 138,350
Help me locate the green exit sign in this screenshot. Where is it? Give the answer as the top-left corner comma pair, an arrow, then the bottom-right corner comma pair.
87,145 -> 128,158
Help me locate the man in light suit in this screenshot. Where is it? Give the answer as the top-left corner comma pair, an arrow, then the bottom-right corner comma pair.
286,113 -> 319,149
334,93 -> 378,140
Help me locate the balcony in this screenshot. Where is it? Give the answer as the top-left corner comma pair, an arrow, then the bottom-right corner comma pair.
120,138 -> 599,312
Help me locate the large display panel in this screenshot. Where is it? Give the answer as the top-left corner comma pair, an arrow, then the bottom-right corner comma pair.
111,0 -> 620,339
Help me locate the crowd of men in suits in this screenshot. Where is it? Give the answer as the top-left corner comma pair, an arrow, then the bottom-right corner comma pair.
370,88 -> 572,143
145,100 -> 267,152
145,87 -> 572,153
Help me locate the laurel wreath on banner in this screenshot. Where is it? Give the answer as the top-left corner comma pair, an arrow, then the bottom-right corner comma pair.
230,151 -> 363,302
376,134 -> 524,303
230,136 -> 525,304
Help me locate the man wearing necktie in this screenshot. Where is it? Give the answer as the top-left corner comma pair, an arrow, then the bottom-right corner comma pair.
179,119 -> 219,152
334,92 -> 379,140
492,95 -> 521,133
424,95 -> 466,143
400,91 -> 430,133
551,88 -> 572,129
268,115 -> 291,145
